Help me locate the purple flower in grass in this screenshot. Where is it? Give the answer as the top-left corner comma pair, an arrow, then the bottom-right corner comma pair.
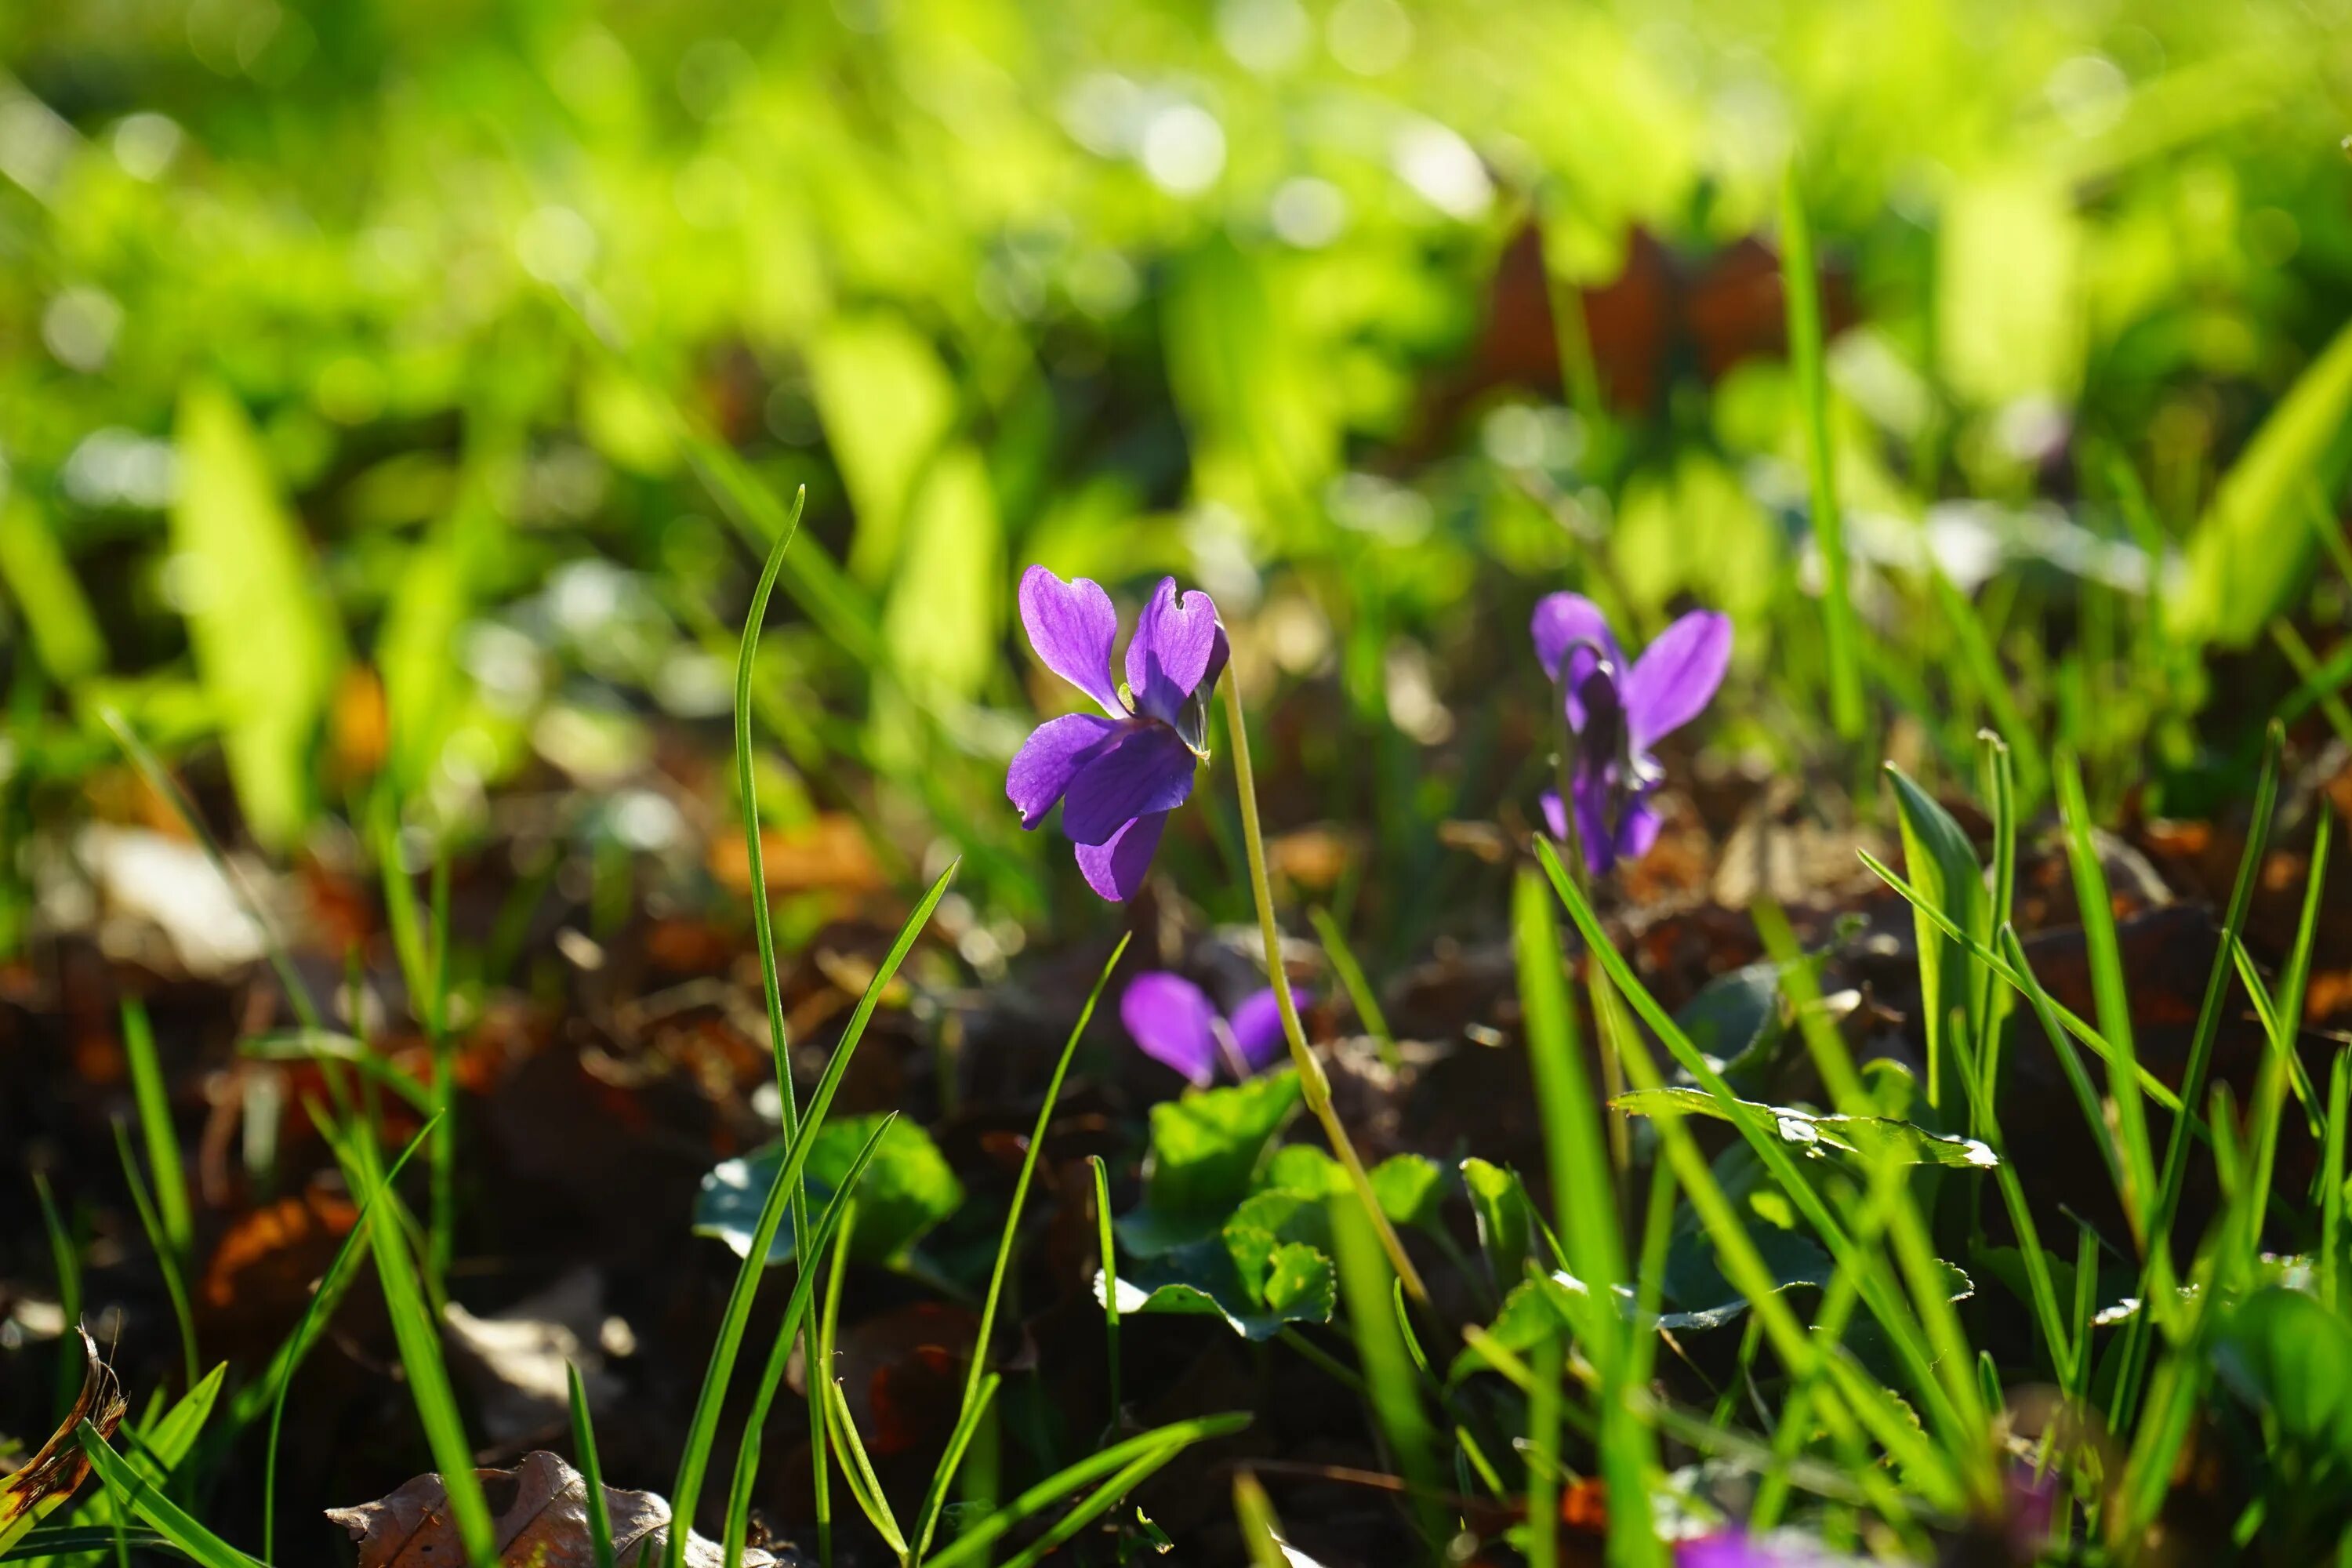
1530,593 -> 1730,877
1121,971 -> 1307,1087
1009,567 -> 1227,902
1675,1533 -> 1871,1567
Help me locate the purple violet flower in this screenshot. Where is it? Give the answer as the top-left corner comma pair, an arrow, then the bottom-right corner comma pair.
1008,566 -> 1228,902
1530,593 -> 1731,877
1120,971 -> 1305,1087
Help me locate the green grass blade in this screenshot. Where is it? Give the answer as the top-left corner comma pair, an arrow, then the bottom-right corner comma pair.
1232,1472 -> 1291,1568
254,1115 -> 434,1564
120,1000 -> 191,1265
994,1444 -> 1185,1568
913,935 -> 1127,1559
1860,851 -> 2186,1114
110,1120 -> 198,1394
568,1363 -> 616,1568
723,1121 -> 891,1566
908,1375 -> 997,1566
1330,1195 -> 1443,1545
2242,812 -> 2329,1250
1781,164 -> 1864,741
2054,752 -> 2161,1251
1308,906 -> 1397,1069
921,1414 -> 1252,1568
2325,1051 -> 2350,1313
1090,1155 -> 1120,1432
348,1121 -> 494,1565
667,862 -> 957,1568
822,1379 -> 906,1557
74,1423 -> 258,1568
1975,732 -> 2020,1104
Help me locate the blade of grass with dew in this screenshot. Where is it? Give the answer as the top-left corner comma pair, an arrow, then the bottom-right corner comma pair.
74,1424 -> 257,1568
667,862 -> 957,1568
119,1000 -> 191,1266
1533,840 -> 1969,1510
109,1121 -> 197,1394
1535,842 -> 1977,1472
1308,906 -> 1397,1069
1782,163 -> 1864,741
910,935 -> 1129,1559
568,1366 -> 616,1568
724,1126 -> 890,1568
920,1414 -> 1252,1568
728,487 -> 828,1551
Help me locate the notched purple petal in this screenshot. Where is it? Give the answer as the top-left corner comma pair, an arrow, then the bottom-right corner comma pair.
1121,971 -> 1221,1087
1530,593 -> 1622,690
1018,564 -> 1127,717
1006,713 -> 1124,829
1225,986 -> 1306,1076
1623,609 -> 1731,749
1060,724 -> 1198,847
1075,809 -> 1169,902
1125,577 -> 1222,726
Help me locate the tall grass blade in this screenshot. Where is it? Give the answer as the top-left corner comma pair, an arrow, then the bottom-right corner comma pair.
120,1000 -> 192,1265
109,1120 -> 198,1393
913,935 -> 1128,1559
920,1414 -> 1251,1568
74,1424 -> 257,1568
568,1363 -> 616,1568
1308,906 -> 1397,1069
32,1172 -> 82,1423
1781,164 -> 1864,740
667,862 -> 957,1568
1090,1155 -> 1120,1432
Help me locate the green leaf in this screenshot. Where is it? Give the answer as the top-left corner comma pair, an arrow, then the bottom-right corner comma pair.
0,492 -> 105,682
697,1114 -> 963,1267
1885,764 -> 1983,1108
1367,1154 -> 1445,1232
1117,1070 -> 1301,1256
1104,1165 -> 1338,1340
879,443 -> 1002,706
169,381 -> 343,850
1447,1276 -> 1573,1385
808,312 -> 959,586
1461,1158 -> 1532,1287
1257,1144 -> 1347,1197
2216,1287 -> 2352,1464
1613,1087 -> 1996,1170
2172,318 -> 2352,647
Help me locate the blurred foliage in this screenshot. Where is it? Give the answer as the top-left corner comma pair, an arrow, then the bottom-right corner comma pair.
2,0 -> 2351,935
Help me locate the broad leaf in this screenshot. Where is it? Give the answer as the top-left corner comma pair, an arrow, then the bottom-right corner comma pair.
1885,763 -> 1983,1096
1461,1158 -> 1533,1288
2217,1287 -> 2352,1465
698,1114 -> 962,1267
1117,1069 -> 1301,1255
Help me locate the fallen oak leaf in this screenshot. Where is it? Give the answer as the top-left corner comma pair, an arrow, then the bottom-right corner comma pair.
325,1450 -> 803,1568
0,1325 -> 127,1552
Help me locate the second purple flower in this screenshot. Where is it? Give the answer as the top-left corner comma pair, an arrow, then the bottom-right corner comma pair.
1008,566 -> 1228,902
1530,593 -> 1731,877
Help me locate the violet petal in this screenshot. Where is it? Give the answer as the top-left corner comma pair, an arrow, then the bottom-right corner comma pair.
1018,564 -> 1128,717
1074,808 -> 1169,902
1060,724 -> 1199,847
1121,971 -> 1222,1087
1125,577 -> 1223,727
1006,713 -> 1126,829
1621,609 -> 1731,750
1531,591 -> 1624,728
1225,987 -> 1307,1076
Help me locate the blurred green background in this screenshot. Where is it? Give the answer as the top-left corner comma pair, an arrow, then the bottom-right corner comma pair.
4,0 -> 2351,954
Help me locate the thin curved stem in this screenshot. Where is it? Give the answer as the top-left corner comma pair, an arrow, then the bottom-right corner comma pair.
1221,674 -> 1428,1304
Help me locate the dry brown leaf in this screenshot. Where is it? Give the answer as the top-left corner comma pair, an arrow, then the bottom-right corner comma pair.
0,1326 -> 127,1549
708,816 -> 880,896
325,1450 -> 797,1568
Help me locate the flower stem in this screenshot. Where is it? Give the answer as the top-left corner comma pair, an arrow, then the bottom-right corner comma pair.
1221,673 -> 1430,1305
